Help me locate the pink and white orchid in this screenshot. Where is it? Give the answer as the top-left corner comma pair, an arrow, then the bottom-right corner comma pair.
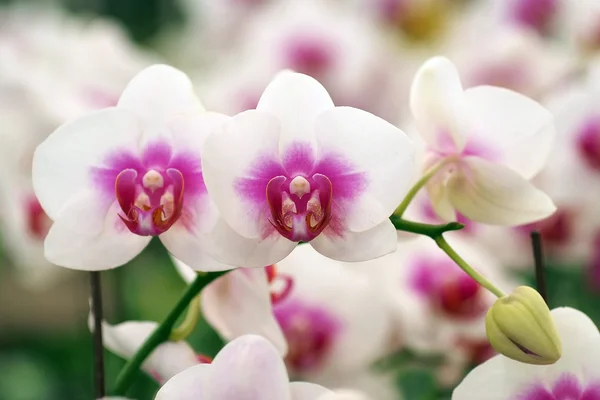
201,71 -> 415,267
273,244 -> 394,379
31,64 -> 231,271
410,56 -> 556,226
172,257 -> 288,355
452,307 -> 600,400
155,334 -> 336,400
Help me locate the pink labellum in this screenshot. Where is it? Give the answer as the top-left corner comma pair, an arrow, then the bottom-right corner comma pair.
266,173 -> 333,242
115,168 -> 185,236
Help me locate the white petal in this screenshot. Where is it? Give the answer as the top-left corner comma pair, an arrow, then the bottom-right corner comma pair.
44,192 -> 150,270
425,179 -> 456,222
207,335 -> 292,400
203,218 -> 297,268
314,107 -> 416,232
201,110 -> 281,239
447,157 -> 556,226
257,71 -> 334,158
32,108 -> 139,220
410,57 -> 468,151
95,320 -> 198,383
451,356 -> 524,400
316,390 -> 373,400
201,268 -> 288,355
155,364 -> 211,400
118,64 -> 204,128
464,86 -> 554,179
310,220 -> 397,262
289,382 -> 332,400
160,224 -> 236,272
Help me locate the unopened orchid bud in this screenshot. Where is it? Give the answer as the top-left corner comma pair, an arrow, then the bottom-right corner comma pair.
485,286 -> 561,365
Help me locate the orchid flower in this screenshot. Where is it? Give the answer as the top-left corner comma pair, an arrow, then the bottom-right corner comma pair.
201,71 -> 415,267
31,64 -> 231,271
155,335 -> 336,400
452,307 -> 600,400
172,257 -> 288,355
410,56 -> 556,226
91,319 -> 205,384
273,244 -> 394,378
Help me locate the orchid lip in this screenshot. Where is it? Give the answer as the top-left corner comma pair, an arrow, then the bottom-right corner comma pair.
115,168 -> 185,236
266,173 -> 333,242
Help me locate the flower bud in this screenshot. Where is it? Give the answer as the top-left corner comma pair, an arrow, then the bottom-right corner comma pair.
485,286 -> 561,365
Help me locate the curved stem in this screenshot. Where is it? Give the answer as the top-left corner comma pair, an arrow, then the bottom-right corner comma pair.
434,235 -> 506,298
169,294 -> 201,341
393,160 -> 446,218
111,271 -> 227,396
390,215 -> 464,238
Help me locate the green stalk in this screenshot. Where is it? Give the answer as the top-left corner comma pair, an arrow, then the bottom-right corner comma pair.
111,270 -> 227,396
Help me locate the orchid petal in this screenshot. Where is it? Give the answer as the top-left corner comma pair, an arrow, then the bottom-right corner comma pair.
200,266 -> 288,355
118,64 -> 204,127
202,218 -> 297,268
447,157 -> 556,226
96,320 -> 198,383
464,85 -> 554,179
289,382 -> 333,400
155,364 -> 211,400
44,191 -> 150,270
310,220 -> 397,262
207,335 -> 292,400
32,108 -> 139,220
410,56 -> 469,152
425,179 -> 456,222
257,71 -> 334,158
201,110 -> 281,239
314,106 -> 416,232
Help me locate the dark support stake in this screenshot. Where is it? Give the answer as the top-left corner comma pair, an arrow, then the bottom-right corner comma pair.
90,271 -> 106,398
531,231 -> 548,304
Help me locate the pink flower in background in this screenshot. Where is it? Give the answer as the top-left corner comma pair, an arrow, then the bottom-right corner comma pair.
452,308 -> 600,400
155,335 -> 336,400
32,64 -> 231,271
173,257 -> 289,355
201,71 -> 415,267
410,56 -> 556,226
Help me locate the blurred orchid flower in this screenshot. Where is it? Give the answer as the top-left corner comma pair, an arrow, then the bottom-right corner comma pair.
90,318 -> 206,384
273,244 -> 394,378
201,71 -> 415,267
367,235 -> 517,385
410,56 -> 556,226
32,64 -> 232,271
172,257 -> 288,355
452,307 -> 600,400
155,334 -> 335,400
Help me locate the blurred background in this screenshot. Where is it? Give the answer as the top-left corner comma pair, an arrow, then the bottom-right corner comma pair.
1,0 -> 600,399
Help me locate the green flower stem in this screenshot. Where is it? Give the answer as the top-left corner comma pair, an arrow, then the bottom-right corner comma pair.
391,216 -> 506,298
112,271 -> 228,396
434,235 -> 506,298
169,294 -> 201,342
393,160 -> 447,218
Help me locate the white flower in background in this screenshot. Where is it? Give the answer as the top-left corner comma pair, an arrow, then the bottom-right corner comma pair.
199,0 -> 401,121
0,4 -> 153,122
452,307 -> 600,400
91,318 -> 206,384
273,244 -> 394,381
201,71 -> 415,267
445,20 -> 572,99
172,257 -> 288,354
32,64 -> 231,271
410,56 -> 556,226
478,0 -> 560,35
155,334 -> 336,400
367,235 -> 517,385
